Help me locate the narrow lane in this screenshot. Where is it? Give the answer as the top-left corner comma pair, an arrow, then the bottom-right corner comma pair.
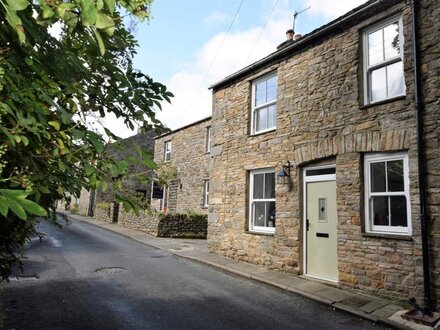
1,219 -> 387,329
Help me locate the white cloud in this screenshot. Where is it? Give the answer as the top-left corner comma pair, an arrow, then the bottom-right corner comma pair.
203,11 -> 229,28
146,0 -> 369,131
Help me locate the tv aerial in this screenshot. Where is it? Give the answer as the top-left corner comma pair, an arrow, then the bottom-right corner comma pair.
292,6 -> 311,34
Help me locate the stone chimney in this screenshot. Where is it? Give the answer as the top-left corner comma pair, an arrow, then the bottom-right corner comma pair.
277,29 -> 301,50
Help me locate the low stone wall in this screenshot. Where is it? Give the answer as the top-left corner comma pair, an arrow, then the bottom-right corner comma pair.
119,210 -> 207,238
119,210 -> 161,236
94,204 -> 113,223
158,214 -> 207,238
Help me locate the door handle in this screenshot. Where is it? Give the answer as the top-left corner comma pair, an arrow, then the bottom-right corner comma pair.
306,219 -> 310,231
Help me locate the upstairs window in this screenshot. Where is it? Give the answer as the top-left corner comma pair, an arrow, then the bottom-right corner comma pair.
363,15 -> 405,104
364,153 -> 411,235
249,169 -> 276,234
205,126 -> 212,153
164,141 -> 172,162
251,72 -> 277,134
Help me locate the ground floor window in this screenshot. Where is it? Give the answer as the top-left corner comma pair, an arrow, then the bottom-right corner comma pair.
364,152 -> 411,235
249,168 -> 275,234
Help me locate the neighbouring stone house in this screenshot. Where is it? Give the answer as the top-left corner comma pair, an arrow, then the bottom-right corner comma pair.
208,0 -> 439,307
77,129 -> 159,220
152,117 -> 212,214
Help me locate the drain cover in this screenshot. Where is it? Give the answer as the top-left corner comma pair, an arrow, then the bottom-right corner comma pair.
95,267 -> 126,274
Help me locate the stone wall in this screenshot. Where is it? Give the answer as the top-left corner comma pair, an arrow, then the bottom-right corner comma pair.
209,0 -> 439,304
157,214 -> 207,238
152,118 -> 211,214
119,209 -> 161,236
119,210 -> 207,238
94,203 -> 113,223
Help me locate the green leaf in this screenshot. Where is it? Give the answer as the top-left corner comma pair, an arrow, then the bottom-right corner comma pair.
84,164 -> 95,176
61,110 -> 73,125
5,0 -> 29,11
38,186 -> 51,194
96,13 -> 115,36
41,3 -> 55,19
0,189 -> 27,198
0,196 -> 9,217
13,135 -> 22,144
48,121 -> 60,130
88,132 -> 104,153
116,160 -> 128,173
80,0 -> 98,26
56,3 -> 75,19
103,0 -> 115,14
93,28 -> 105,56
7,198 -> 27,220
20,199 -> 47,217
96,0 -> 104,11
4,6 -> 26,43
21,135 -> 29,146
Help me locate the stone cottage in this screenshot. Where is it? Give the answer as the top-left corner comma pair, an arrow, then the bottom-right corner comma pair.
152,117 -> 212,214
208,0 -> 439,308
77,129 -> 159,219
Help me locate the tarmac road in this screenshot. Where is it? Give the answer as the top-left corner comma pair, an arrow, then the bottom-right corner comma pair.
1,218 -> 388,329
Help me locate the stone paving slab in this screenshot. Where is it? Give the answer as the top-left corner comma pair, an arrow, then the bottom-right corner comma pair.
57,211 -> 439,330
359,299 -> 390,314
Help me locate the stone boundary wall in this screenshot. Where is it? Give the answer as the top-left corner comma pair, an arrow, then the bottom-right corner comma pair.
94,204 -> 113,223
119,210 -> 161,236
119,210 -> 207,238
158,214 -> 207,238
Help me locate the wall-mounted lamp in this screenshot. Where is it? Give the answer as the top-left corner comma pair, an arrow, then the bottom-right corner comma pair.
277,161 -> 293,189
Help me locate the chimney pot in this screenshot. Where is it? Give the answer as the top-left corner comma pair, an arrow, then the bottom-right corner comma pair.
286,29 -> 294,41
294,33 -> 302,41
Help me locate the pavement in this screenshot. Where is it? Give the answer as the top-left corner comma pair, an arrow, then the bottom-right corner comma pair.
56,210 -> 439,330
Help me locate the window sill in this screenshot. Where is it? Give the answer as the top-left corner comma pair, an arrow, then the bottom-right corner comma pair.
360,95 -> 406,110
250,128 -> 276,137
362,232 -> 412,241
246,230 -> 275,237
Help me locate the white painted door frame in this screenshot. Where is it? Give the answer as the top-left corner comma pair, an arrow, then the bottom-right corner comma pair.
303,165 -> 337,282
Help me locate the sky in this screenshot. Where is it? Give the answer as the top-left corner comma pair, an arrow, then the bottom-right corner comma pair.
106,0 -> 369,137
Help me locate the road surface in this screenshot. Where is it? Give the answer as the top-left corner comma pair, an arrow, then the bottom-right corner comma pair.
1,219 -> 388,329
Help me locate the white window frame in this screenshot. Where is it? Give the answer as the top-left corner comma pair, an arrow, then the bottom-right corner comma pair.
362,15 -> 405,104
364,152 -> 411,235
203,180 -> 209,207
249,168 -> 276,234
251,72 -> 277,135
205,126 -> 212,153
164,141 -> 172,162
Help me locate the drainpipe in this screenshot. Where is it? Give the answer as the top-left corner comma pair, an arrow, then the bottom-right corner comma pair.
411,0 -> 432,314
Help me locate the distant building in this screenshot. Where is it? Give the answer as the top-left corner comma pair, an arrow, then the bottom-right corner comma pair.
152,117 -> 212,214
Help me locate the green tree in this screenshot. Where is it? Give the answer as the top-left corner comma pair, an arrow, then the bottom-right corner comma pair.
0,0 -> 173,279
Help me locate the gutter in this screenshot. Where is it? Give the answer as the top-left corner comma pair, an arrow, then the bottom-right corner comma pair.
410,0 -> 433,314
210,0 -> 400,91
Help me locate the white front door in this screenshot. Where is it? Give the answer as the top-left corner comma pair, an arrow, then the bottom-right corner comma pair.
304,167 -> 338,282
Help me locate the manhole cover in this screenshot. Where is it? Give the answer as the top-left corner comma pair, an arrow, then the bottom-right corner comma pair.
95,267 -> 126,274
